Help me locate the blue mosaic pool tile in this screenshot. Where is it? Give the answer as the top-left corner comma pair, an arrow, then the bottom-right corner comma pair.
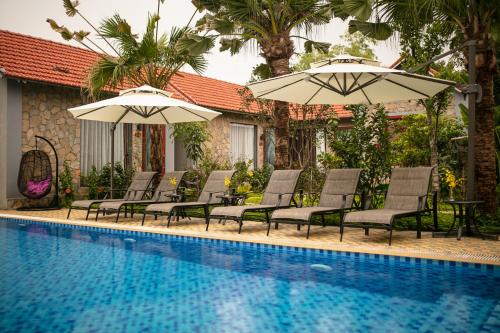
0,217 -> 499,333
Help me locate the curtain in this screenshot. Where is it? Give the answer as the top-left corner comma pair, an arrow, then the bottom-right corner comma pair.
265,128 -> 275,167
230,123 -> 255,167
80,120 -> 125,175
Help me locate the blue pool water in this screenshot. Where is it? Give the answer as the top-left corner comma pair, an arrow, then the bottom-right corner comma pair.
0,218 -> 499,333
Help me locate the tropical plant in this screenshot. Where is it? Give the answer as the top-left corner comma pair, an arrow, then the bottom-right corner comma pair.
341,0 -> 499,213
81,165 -> 99,199
194,0 -> 336,169
171,122 -> 211,165
48,0 -> 214,176
328,104 -> 392,196
250,164 -> 273,192
98,162 -> 134,197
292,31 -> 377,71
317,152 -> 343,172
391,114 -> 466,191
60,161 -> 74,207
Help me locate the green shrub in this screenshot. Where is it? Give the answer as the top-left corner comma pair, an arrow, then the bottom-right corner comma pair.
81,166 -> 100,199
60,161 -> 74,207
249,164 -> 273,192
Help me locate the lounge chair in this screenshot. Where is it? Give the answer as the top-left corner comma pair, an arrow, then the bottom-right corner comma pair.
341,167 -> 433,245
143,170 -> 235,226
269,168 -> 361,239
97,171 -> 186,223
67,171 -> 157,220
208,169 -> 303,233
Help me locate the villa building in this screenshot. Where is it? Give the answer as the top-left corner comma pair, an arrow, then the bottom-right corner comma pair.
0,30 -> 464,209
0,30 -> 352,208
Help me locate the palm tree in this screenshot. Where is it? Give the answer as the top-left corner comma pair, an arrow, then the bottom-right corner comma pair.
193,0 -> 335,168
48,0 -> 213,175
343,0 -> 499,214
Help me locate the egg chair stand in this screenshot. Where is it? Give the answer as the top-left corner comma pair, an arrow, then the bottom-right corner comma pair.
17,135 -> 60,211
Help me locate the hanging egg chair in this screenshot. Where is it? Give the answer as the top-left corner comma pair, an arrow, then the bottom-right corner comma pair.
18,150 -> 53,199
17,136 -> 60,210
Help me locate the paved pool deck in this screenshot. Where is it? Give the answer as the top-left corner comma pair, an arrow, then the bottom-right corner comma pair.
1,209 -> 499,265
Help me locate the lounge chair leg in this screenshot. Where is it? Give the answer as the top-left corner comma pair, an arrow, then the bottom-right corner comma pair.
154,214 -> 158,220
297,224 -> 301,231
85,209 -> 90,221
306,221 -> 311,239
124,206 -> 128,218
275,222 -> 279,230
203,205 -> 209,225
389,229 -> 393,246
131,205 -> 134,218
416,214 -> 422,239
321,214 -> 326,227
167,210 -> 173,228
267,220 -> 272,236
238,219 -> 243,234
95,208 -> 100,221
67,207 -> 72,219
364,228 -> 369,236
206,218 -> 210,231
115,207 -> 121,223
340,225 -> 344,242
141,212 -> 147,226
265,210 -> 270,225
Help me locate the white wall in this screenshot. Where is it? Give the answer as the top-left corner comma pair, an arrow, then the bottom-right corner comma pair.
0,75 -> 7,208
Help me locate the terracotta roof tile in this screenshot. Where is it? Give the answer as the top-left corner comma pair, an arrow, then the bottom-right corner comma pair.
0,29 -> 350,118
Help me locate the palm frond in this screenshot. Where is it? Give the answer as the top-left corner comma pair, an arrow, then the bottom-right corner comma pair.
63,0 -> 79,17
99,14 -> 138,51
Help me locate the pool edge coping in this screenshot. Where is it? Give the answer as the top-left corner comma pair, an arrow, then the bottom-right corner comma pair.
1,213 -> 499,267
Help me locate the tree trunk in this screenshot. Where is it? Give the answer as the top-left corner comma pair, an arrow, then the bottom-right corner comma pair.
150,124 -> 163,184
475,58 -> 497,214
261,35 -> 294,169
465,23 -> 498,214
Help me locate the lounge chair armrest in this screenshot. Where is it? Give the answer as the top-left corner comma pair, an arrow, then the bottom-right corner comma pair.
272,191 -> 299,207
206,191 -> 224,201
340,193 -> 356,209
417,195 -> 427,211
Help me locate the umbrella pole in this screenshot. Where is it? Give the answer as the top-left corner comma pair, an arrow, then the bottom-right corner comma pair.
466,40 -> 476,201
110,125 -> 115,199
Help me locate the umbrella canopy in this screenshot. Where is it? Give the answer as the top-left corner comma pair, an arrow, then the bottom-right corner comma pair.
69,85 -> 221,124
247,55 -> 455,105
68,85 -> 221,198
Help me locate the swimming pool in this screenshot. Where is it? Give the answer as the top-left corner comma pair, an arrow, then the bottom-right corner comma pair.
0,217 -> 498,333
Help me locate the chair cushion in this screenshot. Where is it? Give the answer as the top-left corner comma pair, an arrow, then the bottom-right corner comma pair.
260,170 -> 302,206
271,207 -> 341,221
210,204 -> 276,218
319,169 -> 361,208
71,199 -> 121,209
145,201 -> 207,213
100,199 -> 169,210
343,209 -> 415,225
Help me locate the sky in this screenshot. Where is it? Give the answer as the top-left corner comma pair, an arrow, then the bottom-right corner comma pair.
0,0 -> 401,85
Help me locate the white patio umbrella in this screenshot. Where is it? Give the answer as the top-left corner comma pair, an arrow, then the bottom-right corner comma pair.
247,55 -> 455,105
68,85 -> 221,196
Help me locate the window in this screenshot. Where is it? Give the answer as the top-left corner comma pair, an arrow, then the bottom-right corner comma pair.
230,123 -> 256,167
80,120 -> 125,175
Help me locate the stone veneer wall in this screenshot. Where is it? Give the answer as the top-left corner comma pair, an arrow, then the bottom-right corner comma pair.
21,83 -> 83,188
205,112 -> 267,168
